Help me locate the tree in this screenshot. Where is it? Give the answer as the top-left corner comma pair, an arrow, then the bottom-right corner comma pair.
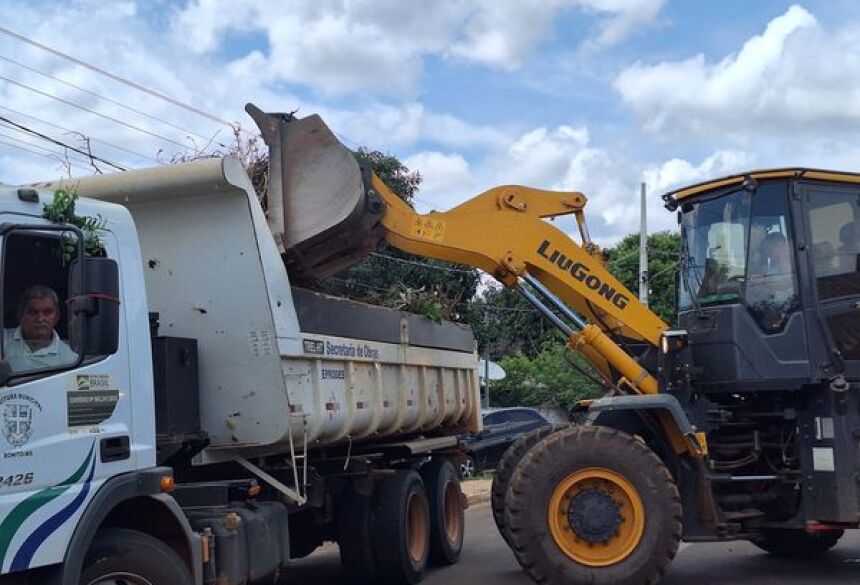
320,149 -> 480,321
491,345 -> 602,412
466,284 -> 560,359
604,231 -> 680,325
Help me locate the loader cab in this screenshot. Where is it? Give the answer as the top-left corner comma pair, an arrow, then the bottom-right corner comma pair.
666,169 -> 860,390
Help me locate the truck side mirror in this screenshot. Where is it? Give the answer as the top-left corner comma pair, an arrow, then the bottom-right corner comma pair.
68,257 -> 120,356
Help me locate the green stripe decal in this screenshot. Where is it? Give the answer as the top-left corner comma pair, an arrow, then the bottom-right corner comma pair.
0,444 -> 94,569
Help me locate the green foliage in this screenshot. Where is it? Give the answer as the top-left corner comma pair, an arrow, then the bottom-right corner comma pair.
466,284 -> 561,358
354,147 -> 422,205
42,188 -> 107,261
491,344 -> 602,412
321,149 -> 480,322
472,231 -> 681,411
604,231 -> 680,325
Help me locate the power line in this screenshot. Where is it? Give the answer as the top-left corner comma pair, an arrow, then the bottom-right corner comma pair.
369,252 -> 477,274
0,53 -> 226,147
0,74 -> 191,150
0,25 -> 237,130
0,115 -> 125,171
0,129 -> 95,167
0,138 -> 91,173
0,106 -> 159,163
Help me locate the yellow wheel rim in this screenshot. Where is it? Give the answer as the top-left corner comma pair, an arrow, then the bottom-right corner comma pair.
547,467 -> 645,567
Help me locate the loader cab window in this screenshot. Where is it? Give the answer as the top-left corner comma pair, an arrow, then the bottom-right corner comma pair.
0,231 -> 80,378
744,182 -> 798,332
680,181 -> 798,332
679,189 -> 750,310
807,187 -> 860,361
808,192 -> 860,300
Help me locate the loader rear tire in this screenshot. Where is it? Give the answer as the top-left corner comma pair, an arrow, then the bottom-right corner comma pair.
372,470 -> 430,584
492,424 -> 566,546
753,528 -> 843,557
505,425 -> 682,585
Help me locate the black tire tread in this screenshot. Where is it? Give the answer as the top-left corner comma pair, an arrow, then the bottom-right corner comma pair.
338,484 -> 379,583
80,527 -> 193,585
491,424 -> 566,546
422,458 -> 465,566
505,425 -> 682,585
372,470 -> 430,585
753,528 -> 843,558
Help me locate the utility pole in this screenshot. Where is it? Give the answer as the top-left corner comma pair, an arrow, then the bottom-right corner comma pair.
483,347 -> 491,409
639,182 -> 649,307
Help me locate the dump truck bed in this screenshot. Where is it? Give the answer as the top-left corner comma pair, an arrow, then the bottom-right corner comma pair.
40,157 -> 480,459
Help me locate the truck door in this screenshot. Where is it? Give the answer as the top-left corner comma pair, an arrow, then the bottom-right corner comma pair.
0,218 -> 128,574
802,183 -> 860,379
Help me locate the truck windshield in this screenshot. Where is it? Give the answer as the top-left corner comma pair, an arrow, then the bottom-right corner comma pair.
679,189 -> 750,310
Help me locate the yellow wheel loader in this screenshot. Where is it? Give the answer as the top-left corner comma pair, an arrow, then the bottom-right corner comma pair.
251,104 -> 860,585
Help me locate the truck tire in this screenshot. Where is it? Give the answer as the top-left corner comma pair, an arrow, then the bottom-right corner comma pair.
372,470 -> 430,584
505,426 -> 682,585
338,484 -> 380,583
754,528 -> 843,557
460,455 -> 478,479
79,527 -> 193,585
492,424 -> 565,547
421,459 -> 465,565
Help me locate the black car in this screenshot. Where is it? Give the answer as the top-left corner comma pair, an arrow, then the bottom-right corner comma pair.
460,408 -> 552,478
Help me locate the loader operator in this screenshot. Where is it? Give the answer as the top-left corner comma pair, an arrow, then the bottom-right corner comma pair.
3,285 -> 76,373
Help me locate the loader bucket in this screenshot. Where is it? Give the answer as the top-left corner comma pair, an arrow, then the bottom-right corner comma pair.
246,103 -> 386,283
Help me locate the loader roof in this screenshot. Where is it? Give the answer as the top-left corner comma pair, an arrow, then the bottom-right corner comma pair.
662,167 -> 860,210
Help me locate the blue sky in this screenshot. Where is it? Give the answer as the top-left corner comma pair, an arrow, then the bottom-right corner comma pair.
3,0 -> 860,243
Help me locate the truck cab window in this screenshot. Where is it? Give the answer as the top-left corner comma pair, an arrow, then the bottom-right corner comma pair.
1,232 -> 80,377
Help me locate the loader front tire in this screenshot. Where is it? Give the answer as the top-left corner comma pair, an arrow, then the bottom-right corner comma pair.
492,424 -> 565,546
505,425 -> 682,585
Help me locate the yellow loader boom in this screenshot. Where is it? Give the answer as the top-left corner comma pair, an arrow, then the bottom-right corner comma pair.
248,104 -> 667,395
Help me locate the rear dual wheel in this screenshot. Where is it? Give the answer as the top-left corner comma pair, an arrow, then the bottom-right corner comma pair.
505,425 -> 682,585
372,470 -> 431,585
422,459 -> 465,565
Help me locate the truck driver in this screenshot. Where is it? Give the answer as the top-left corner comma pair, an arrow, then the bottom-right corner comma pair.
3,285 -> 77,373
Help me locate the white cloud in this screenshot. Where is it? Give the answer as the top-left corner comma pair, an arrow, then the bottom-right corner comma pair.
403,152 -> 475,211
173,0 -> 668,95
614,5 -> 860,137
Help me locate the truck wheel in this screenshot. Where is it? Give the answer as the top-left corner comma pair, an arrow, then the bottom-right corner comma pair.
79,527 -> 193,585
505,426 -> 682,585
754,528 -> 843,557
372,470 -> 430,584
421,459 -> 465,565
492,424 -> 564,547
460,455 -> 478,479
338,484 -> 379,583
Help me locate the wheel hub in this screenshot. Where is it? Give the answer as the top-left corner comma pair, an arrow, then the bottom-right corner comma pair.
568,488 -> 623,543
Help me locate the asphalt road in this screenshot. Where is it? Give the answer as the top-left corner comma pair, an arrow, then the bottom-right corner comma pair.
281,503 -> 860,585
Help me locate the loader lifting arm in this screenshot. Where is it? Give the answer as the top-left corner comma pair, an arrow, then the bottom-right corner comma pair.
370,174 -> 666,394
247,104 -> 667,396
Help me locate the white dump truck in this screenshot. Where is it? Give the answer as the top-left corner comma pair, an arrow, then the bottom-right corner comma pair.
0,113 -> 479,584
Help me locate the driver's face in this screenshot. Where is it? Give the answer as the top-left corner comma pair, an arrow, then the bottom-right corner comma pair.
19,298 -> 59,342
